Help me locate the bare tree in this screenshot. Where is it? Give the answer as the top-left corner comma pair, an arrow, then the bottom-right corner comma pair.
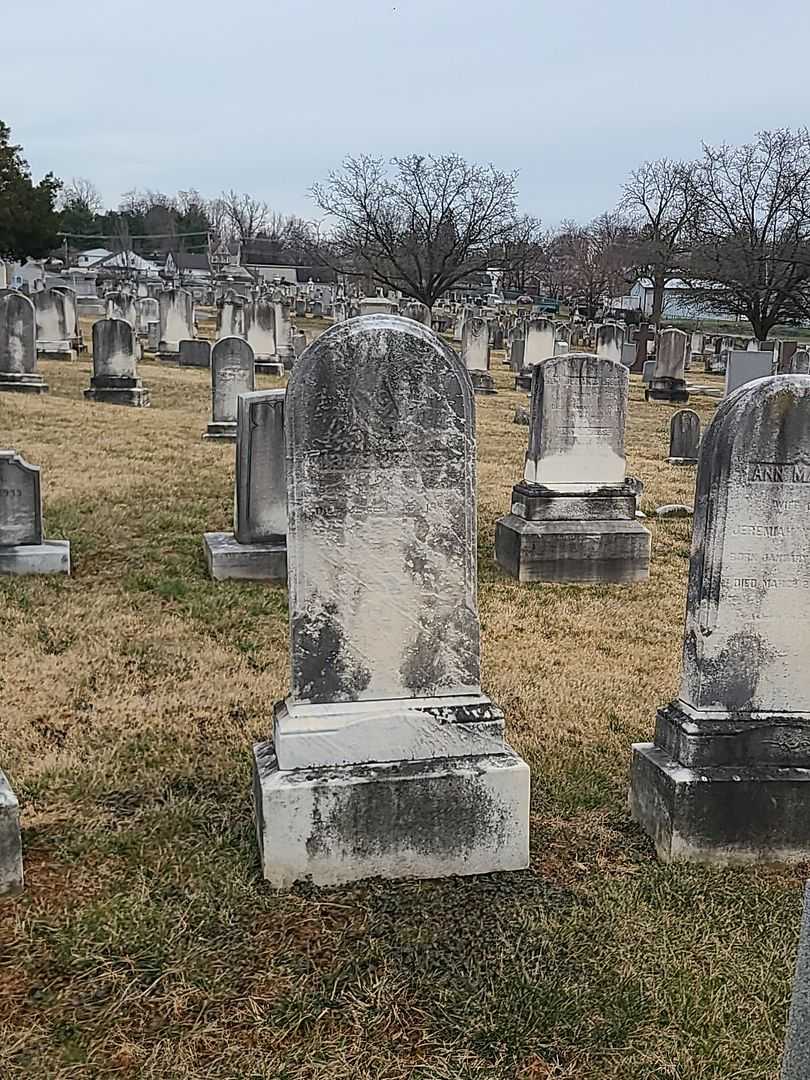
621,158 -> 697,326
549,213 -> 636,318
500,214 -> 545,293
58,176 -> 103,214
687,129 -> 810,340
311,154 -> 523,308
220,190 -> 270,244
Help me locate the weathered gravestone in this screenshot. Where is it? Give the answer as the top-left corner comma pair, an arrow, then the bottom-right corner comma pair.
51,286 -> 81,352
595,323 -> 625,365
668,408 -> 701,465
178,339 -> 211,368
204,337 -> 255,439
631,323 -> 652,374
135,297 -> 159,336
0,770 -> 22,895
649,327 -> 689,402
402,300 -> 431,325
725,349 -> 774,396
204,389 -> 287,581
782,881 -> 810,1080
0,451 -> 70,575
642,359 -> 656,386
516,317 -> 555,387
273,293 -> 295,370
292,330 -> 307,358
34,288 -> 74,360
217,293 -> 246,340
85,319 -> 150,406
630,374 -> 810,862
777,342 -> 800,374
509,321 -> 526,374
246,296 -> 282,374
106,290 -> 137,325
253,314 -> 530,887
786,349 -> 810,375
496,353 -> 650,583
0,293 -> 47,394
158,288 -> 194,358
461,315 -> 495,394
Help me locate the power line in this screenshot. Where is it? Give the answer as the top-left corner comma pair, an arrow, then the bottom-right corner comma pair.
57,229 -> 214,241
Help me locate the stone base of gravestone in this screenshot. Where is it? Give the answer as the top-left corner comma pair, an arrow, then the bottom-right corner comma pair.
469,370 -> 496,395
253,697 -> 530,888
646,376 -> 689,403
254,360 -> 285,376
37,345 -> 74,362
0,539 -> 70,576
630,728 -> 810,864
203,422 -> 237,441
203,532 -> 286,582
0,372 -> 48,395
84,377 -> 150,407
495,480 -> 650,584
0,770 -> 23,895
514,369 -> 532,391
704,355 -> 726,375
667,454 -> 698,466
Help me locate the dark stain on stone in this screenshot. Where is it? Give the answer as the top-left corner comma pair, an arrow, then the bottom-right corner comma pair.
292,601 -> 371,703
690,627 -> 774,711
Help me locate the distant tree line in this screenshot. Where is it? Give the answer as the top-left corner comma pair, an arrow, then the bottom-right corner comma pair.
3,117 -> 810,338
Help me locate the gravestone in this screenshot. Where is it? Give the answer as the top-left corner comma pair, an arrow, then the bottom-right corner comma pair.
135,297 -> 159,335
630,374 -> 810,862
292,330 -> 307,357
649,327 -> 689,402
204,337 -> 255,439
621,343 -> 637,367
146,322 -> 159,352
0,451 -> 70,575
158,288 -> 194,357
524,317 -> 555,367
630,322 -> 653,374
595,323 -> 624,365
554,340 -> 569,356
667,408 -> 700,465
786,349 -> 810,375
34,288 -> 74,360
777,342 -> 800,374
358,295 -> 398,316
253,314 -> 530,887
51,286 -> 80,352
85,319 -> 150,406
179,339 -> 211,368
217,293 -> 246,340
461,315 -> 495,394
203,389 -> 287,581
725,349 -> 774,396
403,300 -> 431,325
294,297 -> 307,318
0,293 -> 48,394
509,321 -> 526,374
106,290 -> 137,326
0,770 -> 22,895
782,882 -> 810,1080
273,293 -> 295,369
246,296 -> 282,374
495,353 -> 650,583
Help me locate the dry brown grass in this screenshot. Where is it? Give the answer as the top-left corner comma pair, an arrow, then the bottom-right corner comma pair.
0,336 -> 803,1079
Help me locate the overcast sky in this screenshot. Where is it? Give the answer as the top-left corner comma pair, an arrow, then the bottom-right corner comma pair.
4,0 -> 809,228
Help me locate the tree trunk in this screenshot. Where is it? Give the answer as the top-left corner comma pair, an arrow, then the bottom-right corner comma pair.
651,271 -> 666,327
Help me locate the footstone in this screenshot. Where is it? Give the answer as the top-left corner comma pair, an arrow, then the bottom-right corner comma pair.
649,328 -> 689,402
0,293 -> 47,394
204,389 -> 287,581
253,314 -> 529,887
782,882 -> 810,1079
0,771 -> 22,895
204,337 -> 255,440
655,504 -> 693,518
178,339 -> 211,368
667,408 -> 700,465
495,353 -> 650,584
630,374 -> 810,863
0,451 -> 70,576
85,319 -> 150,407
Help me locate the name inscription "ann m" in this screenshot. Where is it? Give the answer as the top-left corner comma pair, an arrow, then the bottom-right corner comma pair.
747,461 -> 810,483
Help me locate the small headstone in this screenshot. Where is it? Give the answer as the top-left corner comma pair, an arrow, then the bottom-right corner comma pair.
0,770 -> 23,895
0,450 -> 70,575
509,322 -> 526,373
524,317 -> 555,367
513,405 -> 530,425
146,321 -> 159,352
292,330 -> 307,357
247,296 -> 282,373
203,389 -> 287,581
253,314 -> 529,887
788,349 -> 810,375
273,293 -> 294,369
135,297 -> 159,334
725,349 -> 772,396
179,339 -> 211,368
496,353 -> 651,583
631,373 -> 810,862
34,288 -> 74,360
667,408 -> 700,465
0,293 -> 47,394
204,337 -> 255,439
461,315 -> 495,394
649,328 -> 689,403
85,319 -> 150,406
621,342 -> 637,367
595,323 -> 624,365
655,503 -> 693,519
158,288 -> 194,356
642,359 -> 656,385
217,294 -> 245,340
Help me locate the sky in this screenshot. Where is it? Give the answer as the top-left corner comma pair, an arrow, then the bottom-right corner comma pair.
3,0 -> 810,229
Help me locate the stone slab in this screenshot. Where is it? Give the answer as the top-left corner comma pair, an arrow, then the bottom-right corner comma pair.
83,387 -> 150,407
203,422 -> 237,441
274,694 -> 506,770
647,377 -> 689,403
0,771 -> 23,895
36,348 -> 74,362
253,740 -> 531,888
202,532 -> 286,582
509,481 -> 637,522
655,702 -> 810,768
495,514 -> 651,583
630,741 -> 810,864
0,540 -> 70,576
0,374 -> 47,394
254,360 -> 285,376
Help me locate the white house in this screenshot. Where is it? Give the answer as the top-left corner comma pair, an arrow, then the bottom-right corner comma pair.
76,248 -> 113,268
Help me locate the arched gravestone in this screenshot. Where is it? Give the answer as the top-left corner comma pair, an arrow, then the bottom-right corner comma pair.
85,319 -> 150,406
667,408 -> 700,465
461,315 -> 495,394
217,293 -> 246,341
204,337 -> 255,439
595,322 -> 624,364
253,314 -> 530,888
649,327 -> 689,403
246,296 -> 281,373
0,293 -> 47,394
158,288 -> 193,356
0,451 -> 70,575
630,374 -> 810,863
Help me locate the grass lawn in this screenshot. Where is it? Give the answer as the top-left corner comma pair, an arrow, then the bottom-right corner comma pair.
0,326 -> 802,1079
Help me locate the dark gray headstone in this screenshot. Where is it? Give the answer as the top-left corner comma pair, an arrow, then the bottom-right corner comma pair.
286,314 -> 479,704
235,390 -> 287,544
668,409 -> 701,464
0,451 -> 42,546
179,339 -> 211,368
92,318 -> 137,379
783,882 -> 810,1079
655,328 -> 688,380
0,293 -> 36,373
210,337 -> 255,424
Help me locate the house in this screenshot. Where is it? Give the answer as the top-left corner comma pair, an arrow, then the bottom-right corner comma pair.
165,251 -> 211,285
240,241 -> 337,288
8,260 -> 47,293
611,278 -> 740,321
76,248 -> 113,268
